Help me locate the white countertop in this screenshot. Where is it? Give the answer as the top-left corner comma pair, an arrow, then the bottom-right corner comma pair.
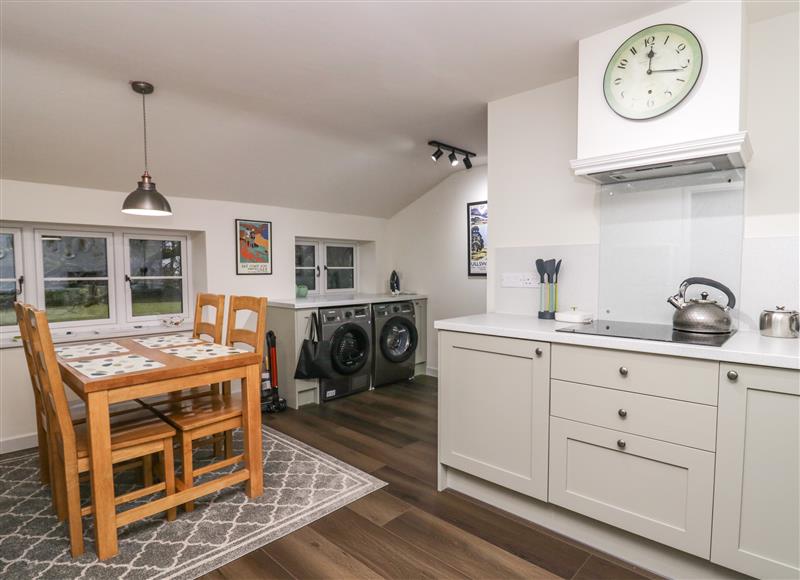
435,313 -> 800,370
270,293 -> 427,309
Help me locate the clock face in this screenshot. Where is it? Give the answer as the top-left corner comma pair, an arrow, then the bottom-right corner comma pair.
603,24 -> 703,120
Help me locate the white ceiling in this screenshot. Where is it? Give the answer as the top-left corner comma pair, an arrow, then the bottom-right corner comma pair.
2,1 -> 787,218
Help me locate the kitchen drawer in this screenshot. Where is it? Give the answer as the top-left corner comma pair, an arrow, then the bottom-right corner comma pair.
549,417 -> 714,558
551,380 -> 717,451
551,344 -> 718,405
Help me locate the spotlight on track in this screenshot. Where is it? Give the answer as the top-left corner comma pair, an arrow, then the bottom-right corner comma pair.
427,140 -> 476,170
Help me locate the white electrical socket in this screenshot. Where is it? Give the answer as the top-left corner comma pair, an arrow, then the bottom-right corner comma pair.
501,272 -> 539,288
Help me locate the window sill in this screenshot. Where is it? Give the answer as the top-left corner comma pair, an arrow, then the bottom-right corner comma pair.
0,322 -> 195,350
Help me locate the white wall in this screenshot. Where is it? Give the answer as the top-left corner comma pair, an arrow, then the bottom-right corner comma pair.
387,167 -> 488,372
0,178 -> 390,451
487,11 -> 799,317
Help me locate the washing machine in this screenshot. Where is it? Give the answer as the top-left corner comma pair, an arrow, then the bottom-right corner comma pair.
372,301 -> 418,387
319,304 -> 372,402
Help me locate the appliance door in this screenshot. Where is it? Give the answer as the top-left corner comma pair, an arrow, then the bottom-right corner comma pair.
330,323 -> 371,375
379,316 -> 419,363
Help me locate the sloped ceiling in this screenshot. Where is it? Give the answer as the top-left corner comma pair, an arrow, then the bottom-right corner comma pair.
0,0 -> 702,217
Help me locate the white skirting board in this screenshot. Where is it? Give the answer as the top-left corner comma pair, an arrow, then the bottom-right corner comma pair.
439,465 -> 749,580
0,432 -> 38,454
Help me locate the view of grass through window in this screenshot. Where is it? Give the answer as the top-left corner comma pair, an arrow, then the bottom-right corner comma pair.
129,238 -> 183,317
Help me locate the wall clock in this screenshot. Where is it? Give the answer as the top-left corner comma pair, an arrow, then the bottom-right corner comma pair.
603,24 -> 703,120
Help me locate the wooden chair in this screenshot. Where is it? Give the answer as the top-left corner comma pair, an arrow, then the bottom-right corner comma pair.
143,295 -> 267,512
22,305 -> 178,557
14,303 -> 153,511
14,302 -> 51,486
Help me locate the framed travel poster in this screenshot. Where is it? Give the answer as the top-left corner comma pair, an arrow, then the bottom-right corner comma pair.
235,219 -> 272,275
467,201 -> 488,277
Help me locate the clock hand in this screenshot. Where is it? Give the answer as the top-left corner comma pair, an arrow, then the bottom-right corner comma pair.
650,68 -> 682,73
646,48 -> 655,74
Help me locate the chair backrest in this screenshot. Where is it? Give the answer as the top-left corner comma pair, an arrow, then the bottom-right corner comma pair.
23,306 -> 77,460
225,296 -> 267,355
14,302 -> 48,428
193,293 -> 225,343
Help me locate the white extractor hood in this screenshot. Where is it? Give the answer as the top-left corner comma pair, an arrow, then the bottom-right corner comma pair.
570,132 -> 753,185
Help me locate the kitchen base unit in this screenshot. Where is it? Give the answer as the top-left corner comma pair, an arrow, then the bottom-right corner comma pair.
435,320 -> 799,580
711,364 -> 800,579
438,331 -> 550,501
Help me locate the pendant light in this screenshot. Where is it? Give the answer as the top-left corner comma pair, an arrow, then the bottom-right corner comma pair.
122,81 -> 173,216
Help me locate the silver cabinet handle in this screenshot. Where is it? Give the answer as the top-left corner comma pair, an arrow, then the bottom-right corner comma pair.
535,347 -> 543,356
619,366 -> 629,376
618,408 -> 627,418
617,439 -> 626,449
727,370 -> 738,381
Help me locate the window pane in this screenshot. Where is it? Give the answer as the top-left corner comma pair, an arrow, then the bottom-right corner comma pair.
295,268 -> 316,291
129,239 -> 182,277
130,279 -> 183,317
327,268 -> 354,290
44,280 -> 109,322
42,236 -> 108,278
0,234 -> 15,280
326,246 -> 354,267
0,280 -> 15,326
295,245 -> 316,268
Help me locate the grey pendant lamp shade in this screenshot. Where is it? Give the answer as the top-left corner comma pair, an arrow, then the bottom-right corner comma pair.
122,81 -> 173,216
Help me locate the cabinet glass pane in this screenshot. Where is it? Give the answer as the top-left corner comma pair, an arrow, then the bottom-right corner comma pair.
295,245 -> 316,268
326,246 -> 354,268
129,239 -> 182,277
0,281 -> 15,326
0,234 -> 15,279
327,269 -> 354,290
44,280 -> 109,322
130,279 -> 183,316
295,268 -> 316,291
42,236 -> 108,278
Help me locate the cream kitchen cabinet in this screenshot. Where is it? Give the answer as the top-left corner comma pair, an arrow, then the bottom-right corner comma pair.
549,417 -> 715,558
438,331 -> 550,501
413,298 -> 427,373
711,364 -> 800,579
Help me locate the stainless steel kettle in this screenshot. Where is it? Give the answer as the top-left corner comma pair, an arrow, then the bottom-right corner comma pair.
667,277 -> 736,334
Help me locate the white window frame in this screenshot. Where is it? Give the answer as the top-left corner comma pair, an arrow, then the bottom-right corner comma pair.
123,232 -> 190,323
295,239 -> 358,295
322,242 -> 357,294
34,228 -> 117,329
0,227 -> 24,327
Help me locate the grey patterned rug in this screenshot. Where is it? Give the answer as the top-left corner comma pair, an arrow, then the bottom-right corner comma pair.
0,425 -> 385,580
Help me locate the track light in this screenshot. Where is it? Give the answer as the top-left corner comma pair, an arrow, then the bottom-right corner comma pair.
428,140 -> 476,170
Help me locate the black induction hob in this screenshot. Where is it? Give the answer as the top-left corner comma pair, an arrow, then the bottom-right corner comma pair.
556,320 -> 736,347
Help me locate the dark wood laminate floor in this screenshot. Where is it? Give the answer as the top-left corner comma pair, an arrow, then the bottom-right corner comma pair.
203,376 -> 662,580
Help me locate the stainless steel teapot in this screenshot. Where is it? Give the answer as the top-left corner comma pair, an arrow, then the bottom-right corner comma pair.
667,277 -> 736,334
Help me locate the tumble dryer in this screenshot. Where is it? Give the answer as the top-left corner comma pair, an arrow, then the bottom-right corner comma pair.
319,304 -> 372,402
372,301 -> 418,387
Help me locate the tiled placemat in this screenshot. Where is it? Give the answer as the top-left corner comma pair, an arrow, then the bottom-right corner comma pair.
133,334 -> 205,349
54,342 -> 129,360
65,354 -> 165,378
162,343 -> 248,360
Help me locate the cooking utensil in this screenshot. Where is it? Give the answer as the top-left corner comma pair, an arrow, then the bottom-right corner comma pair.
542,259 -> 556,319
535,259 -> 546,317
759,306 -> 799,338
667,277 -> 736,334
554,259 -> 562,311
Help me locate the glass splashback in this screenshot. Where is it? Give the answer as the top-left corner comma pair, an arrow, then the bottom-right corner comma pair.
598,169 -> 744,325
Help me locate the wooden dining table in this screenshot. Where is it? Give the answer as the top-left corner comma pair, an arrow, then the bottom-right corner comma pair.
57,336 -> 264,560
